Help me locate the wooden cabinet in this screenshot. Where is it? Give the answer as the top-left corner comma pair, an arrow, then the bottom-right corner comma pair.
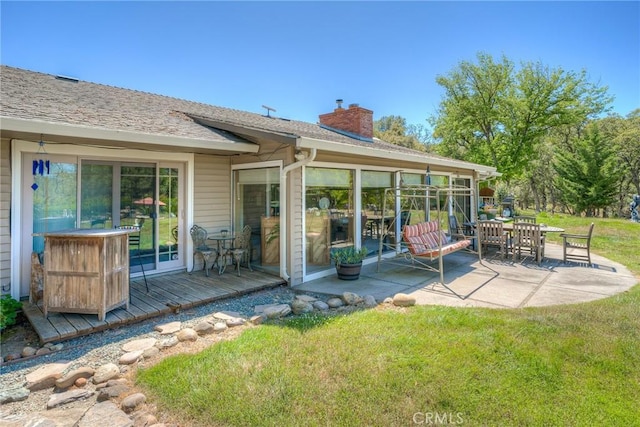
261,216 -> 279,265
43,229 -> 130,321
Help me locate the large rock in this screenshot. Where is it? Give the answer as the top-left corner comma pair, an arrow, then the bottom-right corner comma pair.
177,328 -> 198,342
93,363 -> 121,384
121,392 -> 146,413
342,292 -> 363,305
392,293 -> 416,307
78,401 -> 133,427
312,300 -> 330,311
291,299 -> 314,315
25,361 -> 71,391
122,338 -> 157,353
47,388 -> 94,409
363,295 -> 377,308
55,366 -> 96,389
154,321 -> 181,335
119,350 -> 143,365
262,304 -> 292,319
327,297 -> 345,308
194,320 -> 215,335
0,386 -> 30,404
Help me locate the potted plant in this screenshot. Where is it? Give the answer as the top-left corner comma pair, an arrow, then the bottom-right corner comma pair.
331,246 -> 369,280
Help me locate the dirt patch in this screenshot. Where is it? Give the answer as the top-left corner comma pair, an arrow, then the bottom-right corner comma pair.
1,313 -> 41,360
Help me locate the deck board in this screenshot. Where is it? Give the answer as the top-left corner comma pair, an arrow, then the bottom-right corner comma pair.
24,269 -> 285,343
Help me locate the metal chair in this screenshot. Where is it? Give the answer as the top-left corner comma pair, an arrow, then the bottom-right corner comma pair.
189,225 -> 217,277
561,223 -> 595,266
512,222 -> 544,265
478,220 -> 509,258
116,225 -> 149,292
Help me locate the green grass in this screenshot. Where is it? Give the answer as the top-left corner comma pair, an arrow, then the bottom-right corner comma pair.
136,216 -> 640,426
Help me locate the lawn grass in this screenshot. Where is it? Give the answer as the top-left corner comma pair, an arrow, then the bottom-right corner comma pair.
136,216 -> 640,426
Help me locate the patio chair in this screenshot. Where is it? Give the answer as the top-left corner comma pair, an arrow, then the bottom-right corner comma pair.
512,222 -> 544,265
116,225 -> 149,292
561,223 -> 594,266
478,220 -> 509,258
514,216 -> 536,223
189,225 -> 217,277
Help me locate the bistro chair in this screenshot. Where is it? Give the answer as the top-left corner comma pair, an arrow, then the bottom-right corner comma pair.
561,223 -> 595,266
478,220 -> 509,258
512,222 -> 544,265
116,225 -> 149,292
189,225 -> 218,277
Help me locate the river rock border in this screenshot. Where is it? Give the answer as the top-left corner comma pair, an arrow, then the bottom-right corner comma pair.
0,291 -> 414,426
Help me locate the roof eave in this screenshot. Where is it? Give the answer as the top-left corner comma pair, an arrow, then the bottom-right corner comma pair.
0,117 -> 260,154
297,136 -> 498,175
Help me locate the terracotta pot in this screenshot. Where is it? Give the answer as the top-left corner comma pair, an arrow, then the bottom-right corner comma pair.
336,262 -> 362,280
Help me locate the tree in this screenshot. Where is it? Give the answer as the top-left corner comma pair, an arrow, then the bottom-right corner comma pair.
374,116 -> 428,152
553,124 -> 618,216
431,52 -> 612,181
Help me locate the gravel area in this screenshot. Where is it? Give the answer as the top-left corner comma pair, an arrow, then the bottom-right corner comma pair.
0,285 -> 307,384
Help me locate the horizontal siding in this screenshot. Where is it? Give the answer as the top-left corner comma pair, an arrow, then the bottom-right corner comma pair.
289,167 -> 304,285
0,138 -> 11,293
193,153 -> 231,230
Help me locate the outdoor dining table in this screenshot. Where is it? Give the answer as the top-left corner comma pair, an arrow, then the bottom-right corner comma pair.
208,233 -> 237,274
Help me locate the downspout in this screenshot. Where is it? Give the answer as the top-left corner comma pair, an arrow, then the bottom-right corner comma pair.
279,147 -> 317,282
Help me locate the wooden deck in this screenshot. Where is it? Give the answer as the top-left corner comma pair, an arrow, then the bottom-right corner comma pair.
23,269 -> 286,344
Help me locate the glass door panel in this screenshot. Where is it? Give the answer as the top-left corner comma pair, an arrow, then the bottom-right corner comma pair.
362,171 -> 394,257
159,166 -> 180,266
32,159 -> 77,255
234,168 -> 280,272
80,163 -> 113,229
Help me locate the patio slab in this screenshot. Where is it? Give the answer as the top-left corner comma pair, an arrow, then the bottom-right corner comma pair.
295,244 -> 638,309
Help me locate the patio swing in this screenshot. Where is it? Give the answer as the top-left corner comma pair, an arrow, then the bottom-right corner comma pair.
375,184 -> 480,293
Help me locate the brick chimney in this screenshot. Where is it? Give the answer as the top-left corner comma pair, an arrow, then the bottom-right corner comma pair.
319,100 -> 373,141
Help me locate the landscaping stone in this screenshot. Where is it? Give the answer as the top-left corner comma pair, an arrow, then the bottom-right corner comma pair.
119,350 -> 144,365
0,386 -> 30,404
312,300 -> 330,311
78,401 -> 133,427
392,293 -> 416,307
47,388 -> 94,409
327,297 -> 344,308
213,311 -> 242,320
262,303 -> 292,318
342,292 -> 363,305
25,361 -> 71,391
97,383 -> 130,402
121,392 -> 146,413
93,362 -> 120,384
21,346 -> 37,357
294,294 -> 318,302
213,322 -> 228,333
226,317 -> 245,327
55,366 -> 96,389
291,299 -> 314,314
154,321 -> 181,335
122,338 -> 157,353
194,320 -> 215,335
177,328 -> 198,342
363,295 -> 378,308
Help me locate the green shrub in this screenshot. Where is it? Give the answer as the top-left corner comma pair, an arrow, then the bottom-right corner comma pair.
0,294 -> 22,329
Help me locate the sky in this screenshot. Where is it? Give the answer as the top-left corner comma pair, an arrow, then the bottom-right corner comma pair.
1,1 -> 638,127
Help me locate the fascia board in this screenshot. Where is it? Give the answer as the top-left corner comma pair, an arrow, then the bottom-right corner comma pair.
0,117 -> 260,153
297,136 -> 497,174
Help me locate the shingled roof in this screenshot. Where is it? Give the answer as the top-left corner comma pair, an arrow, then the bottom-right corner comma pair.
0,65 -> 497,175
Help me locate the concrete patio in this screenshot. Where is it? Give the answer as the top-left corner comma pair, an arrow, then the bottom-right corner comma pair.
295,243 -> 638,309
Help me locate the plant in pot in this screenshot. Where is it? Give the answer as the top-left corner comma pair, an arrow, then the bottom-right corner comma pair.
331,246 -> 369,280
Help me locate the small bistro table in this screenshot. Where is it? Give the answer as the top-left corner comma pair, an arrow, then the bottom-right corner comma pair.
208,233 -> 238,274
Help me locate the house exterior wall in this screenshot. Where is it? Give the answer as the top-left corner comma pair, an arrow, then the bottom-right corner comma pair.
192,153 -> 232,271
0,138 -> 11,294
288,167 -> 304,286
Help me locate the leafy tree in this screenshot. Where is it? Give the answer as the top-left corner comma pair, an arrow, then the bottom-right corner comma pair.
431,52 -> 612,181
553,124 -> 618,216
374,116 -> 428,151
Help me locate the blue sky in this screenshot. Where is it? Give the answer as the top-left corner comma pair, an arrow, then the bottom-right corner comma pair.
2,1 -> 638,127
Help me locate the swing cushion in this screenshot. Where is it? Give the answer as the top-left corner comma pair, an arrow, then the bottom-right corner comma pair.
403,221 -> 471,257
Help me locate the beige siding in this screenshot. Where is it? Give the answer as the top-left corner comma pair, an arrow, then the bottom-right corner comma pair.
192,154 -> 231,271
288,167 -> 304,285
0,138 -> 11,293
